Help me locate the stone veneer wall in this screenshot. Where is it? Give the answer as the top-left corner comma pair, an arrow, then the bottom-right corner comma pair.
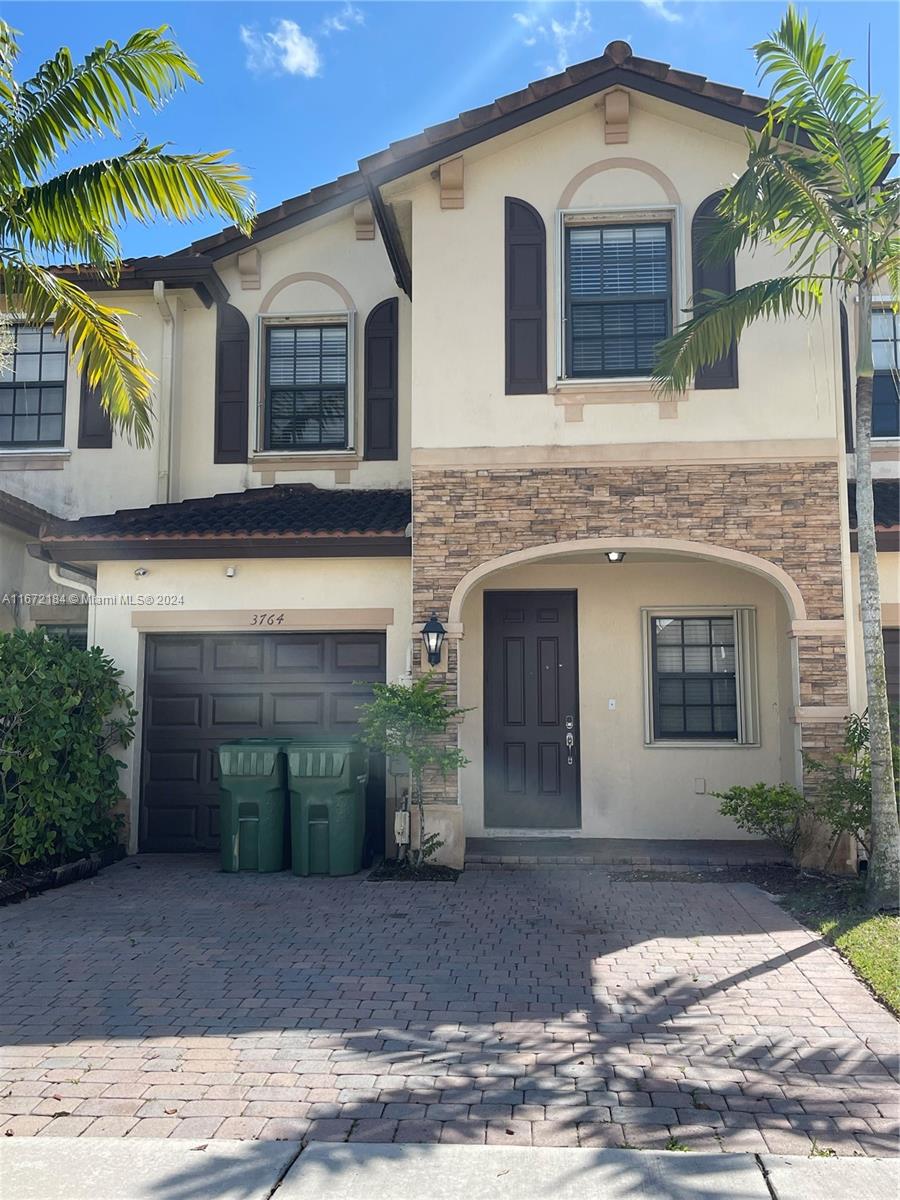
412,459 -> 849,804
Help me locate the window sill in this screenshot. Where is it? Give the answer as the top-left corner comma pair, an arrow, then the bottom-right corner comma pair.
550,379 -> 684,420
643,740 -> 759,750
0,449 -> 70,471
249,451 -> 361,481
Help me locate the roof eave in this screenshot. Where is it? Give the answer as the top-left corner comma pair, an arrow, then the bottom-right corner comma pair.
36,534 -> 412,561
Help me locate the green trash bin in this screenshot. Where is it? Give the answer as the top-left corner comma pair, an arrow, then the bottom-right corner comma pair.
285,741 -> 368,876
218,740 -> 288,873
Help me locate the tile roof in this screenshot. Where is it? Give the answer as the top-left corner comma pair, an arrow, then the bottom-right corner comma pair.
179,39 -> 772,260
849,480 -> 900,530
0,488 -> 59,538
40,485 -> 412,542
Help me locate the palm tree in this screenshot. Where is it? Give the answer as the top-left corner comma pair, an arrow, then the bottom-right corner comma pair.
653,7 -> 899,911
0,22 -> 254,445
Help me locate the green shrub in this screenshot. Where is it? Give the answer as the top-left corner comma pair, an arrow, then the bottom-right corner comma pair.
714,781 -> 810,855
0,629 -> 136,871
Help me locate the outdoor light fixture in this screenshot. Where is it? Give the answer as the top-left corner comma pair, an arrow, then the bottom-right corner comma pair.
421,612 -> 447,666
605,551 -> 626,564
134,567 -> 149,577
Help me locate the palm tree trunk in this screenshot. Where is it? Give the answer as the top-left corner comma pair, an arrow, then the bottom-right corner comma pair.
855,283 -> 900,911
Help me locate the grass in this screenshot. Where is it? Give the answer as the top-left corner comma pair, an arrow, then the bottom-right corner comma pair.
776,876 -> 900,1015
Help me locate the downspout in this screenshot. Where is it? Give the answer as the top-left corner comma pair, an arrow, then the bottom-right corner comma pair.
47,560 -> 97,647
153,281 -> 175,503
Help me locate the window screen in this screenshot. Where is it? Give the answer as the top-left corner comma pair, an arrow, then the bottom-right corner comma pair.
265,324 -> 348,450
565,223 -> 671,378
651,615 -> 738,739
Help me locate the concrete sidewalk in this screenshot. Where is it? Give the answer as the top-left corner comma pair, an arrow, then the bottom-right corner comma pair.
1,1140 -> 896,1200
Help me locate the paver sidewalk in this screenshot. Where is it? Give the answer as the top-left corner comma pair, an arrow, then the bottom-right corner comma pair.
0,857 -> 897,1155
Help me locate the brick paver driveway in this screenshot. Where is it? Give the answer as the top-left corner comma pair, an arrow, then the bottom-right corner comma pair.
1,857 -> 897,1155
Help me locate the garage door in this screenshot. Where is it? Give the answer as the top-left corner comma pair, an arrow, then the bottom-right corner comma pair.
140,632 -> 385,853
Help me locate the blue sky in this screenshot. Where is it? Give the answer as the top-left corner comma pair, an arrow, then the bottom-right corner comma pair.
6,1 -> 898,258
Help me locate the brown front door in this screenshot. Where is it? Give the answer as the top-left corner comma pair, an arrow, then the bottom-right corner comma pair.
483,590 -> 580,829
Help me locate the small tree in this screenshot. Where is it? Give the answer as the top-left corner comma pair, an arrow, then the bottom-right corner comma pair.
653,8 -> 900,909
356,674 -> 469,869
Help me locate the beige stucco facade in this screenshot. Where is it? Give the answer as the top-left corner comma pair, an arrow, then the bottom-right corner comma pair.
2,47 -> 896,860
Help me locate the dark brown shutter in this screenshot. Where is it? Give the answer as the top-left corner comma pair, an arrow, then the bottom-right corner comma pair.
839,301 -> 854,451
692,192 -> 738,389
505,197 -> 546,395
77,364 -> 112,449
363,297 -> 399,461
214,303 -> 249,464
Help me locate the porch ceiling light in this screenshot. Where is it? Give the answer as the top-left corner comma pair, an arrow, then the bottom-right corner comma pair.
422,612 -> 447,666
605,551 -> 626,564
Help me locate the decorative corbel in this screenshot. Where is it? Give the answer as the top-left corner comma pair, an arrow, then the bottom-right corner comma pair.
353,200 -> 375,240
236,248 -> 261,290
438,157 -> 464,209
604,89 -> 630,144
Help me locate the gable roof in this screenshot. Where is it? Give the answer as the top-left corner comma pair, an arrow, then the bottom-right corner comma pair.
183,39 -> 772,262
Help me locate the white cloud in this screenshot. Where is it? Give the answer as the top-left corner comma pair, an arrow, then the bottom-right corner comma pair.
513,2 -> 594,75
322,4 -> 365,35
640,0 -> 683,24
240,19 -> 322,78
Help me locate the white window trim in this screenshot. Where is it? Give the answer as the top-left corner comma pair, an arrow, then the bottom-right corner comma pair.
640,605 -> 760,748
554,203 -> 686,385
253,310 -> 357,455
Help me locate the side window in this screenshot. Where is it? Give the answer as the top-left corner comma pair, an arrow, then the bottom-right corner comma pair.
872,309 -> 899,438
564,223 -> 671,379
0,324 -> 67,447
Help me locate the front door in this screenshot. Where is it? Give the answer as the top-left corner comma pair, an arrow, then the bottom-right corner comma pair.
483,590 -> 580,829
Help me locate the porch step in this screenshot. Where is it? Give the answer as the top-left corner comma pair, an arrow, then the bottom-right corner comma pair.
464,836 -> 787,869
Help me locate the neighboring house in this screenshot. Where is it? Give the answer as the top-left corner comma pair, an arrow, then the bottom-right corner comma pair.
1,41 -> 897,859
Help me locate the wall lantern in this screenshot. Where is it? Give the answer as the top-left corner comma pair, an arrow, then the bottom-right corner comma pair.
421,612 -> 447,666
605,551 -> 626,564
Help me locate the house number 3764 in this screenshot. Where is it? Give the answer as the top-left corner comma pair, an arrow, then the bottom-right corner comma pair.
250,612 -> 286,626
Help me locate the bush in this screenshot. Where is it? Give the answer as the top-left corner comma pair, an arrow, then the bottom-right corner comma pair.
0,629 -> 136,871
714,782 -> 810,855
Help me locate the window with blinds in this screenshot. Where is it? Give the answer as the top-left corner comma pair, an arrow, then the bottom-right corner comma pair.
265,323 -> 349,451
564,223 -> 671,378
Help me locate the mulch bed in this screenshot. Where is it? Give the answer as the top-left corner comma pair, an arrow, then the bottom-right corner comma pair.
367,859 -> 460,882
0,844 -> 124,907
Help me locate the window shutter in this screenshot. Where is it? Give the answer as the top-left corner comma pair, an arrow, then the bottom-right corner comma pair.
839,302 -> 854,451
214,303 -> 249,464
77,365 -> 112,449
363,298 -> 399,460
505,197 -> 547,395
692,192 -> 738,389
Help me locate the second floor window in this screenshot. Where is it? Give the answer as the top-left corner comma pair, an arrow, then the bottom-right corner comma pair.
264,322 -> 349,451
0,324 -> 67,448
565,222 -> 671,379
872,309 -> 899,438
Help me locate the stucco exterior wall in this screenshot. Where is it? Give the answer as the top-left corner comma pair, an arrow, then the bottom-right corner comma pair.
457,558 -> 794,839
92,555 -> 412,851
403,91 -> 842,452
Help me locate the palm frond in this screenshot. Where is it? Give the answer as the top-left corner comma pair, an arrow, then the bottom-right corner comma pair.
5,140 -> 254,257
755,6 -> 892,198
1,26 -> 201,181
1,256 -> 155,445
0,20 -> 18,108
652,276 -> 824,395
